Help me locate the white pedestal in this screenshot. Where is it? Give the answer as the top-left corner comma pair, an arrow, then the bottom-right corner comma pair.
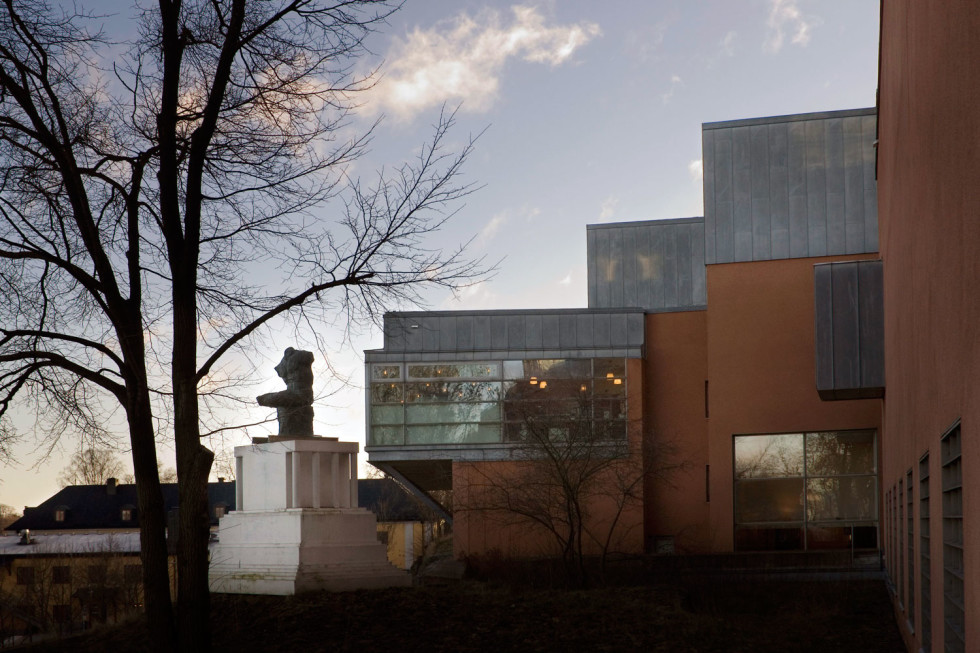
208,437 -> 411,595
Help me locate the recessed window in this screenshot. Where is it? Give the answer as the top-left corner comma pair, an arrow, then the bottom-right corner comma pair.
941,424 -> 964,653
906,469 -> 914,628
53,565 -> 71,584
919,453 -> 931,652
733,430 -> 878,552
53,604 -> 71,623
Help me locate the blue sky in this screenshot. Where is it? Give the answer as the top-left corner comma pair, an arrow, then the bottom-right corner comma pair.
1,0 -> 879,512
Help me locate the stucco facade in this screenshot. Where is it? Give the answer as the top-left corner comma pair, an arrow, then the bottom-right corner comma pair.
877,2 -> 980,651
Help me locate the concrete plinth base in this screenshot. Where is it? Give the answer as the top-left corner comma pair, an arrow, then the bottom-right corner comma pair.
208,437 -> 410,595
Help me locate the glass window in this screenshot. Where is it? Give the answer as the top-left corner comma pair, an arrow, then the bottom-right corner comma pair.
408,363 -> 498,379
806,430 -> 876,475
371,365 -> 401,380
53,566 -> 71,584
734,430 -> 879,552
121,508 -> 133,521
735,478 -> 805,523
594,358 -> 626,378
734,434 -> 804,479
406,423 -> 501,445
406,402 -> 500,424
941,424 -> 964,653
805,476 -> 877,521
405,381 -> 500,403
368,358 -> 628,447
54,509 -> 66,522
370,405 -> 404,426
371,383 -> 403,404
369,425 -> 404,446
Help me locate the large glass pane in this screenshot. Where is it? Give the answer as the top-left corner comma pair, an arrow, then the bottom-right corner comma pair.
407,363 -> 499,379
593,420 -> 627,441
503,399 -> 590,422
406,402 -> 500,424
405,381 -> 500,403
806,430 -> 876,475
370,405 -> 404,425
505,359 -> 591,380
806,476 -> 877,521
735,478 -> 804,523
371,382 -> 403,404
369,425 -> 404,445
594,377 -> 626,397
594,358 -> 626,378
371,365 -> 400,380
406,423 -> 501,444
734,433 -> 804,479
594,398 -> 626,420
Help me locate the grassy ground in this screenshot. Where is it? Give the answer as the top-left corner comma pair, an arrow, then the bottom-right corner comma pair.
16,575 -> 904,652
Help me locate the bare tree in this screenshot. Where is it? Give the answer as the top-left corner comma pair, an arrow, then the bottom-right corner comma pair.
459,403 -> 678,587
0,2 -> 486,650
0,503 -> 20,531
57,448 -> 126,487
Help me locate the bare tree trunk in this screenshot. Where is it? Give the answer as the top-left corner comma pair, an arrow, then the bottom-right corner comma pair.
128,394 -> 176,652
173,272 -> 214,652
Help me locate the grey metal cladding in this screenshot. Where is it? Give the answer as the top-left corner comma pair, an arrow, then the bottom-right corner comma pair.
375,309 -> 646,359
704,108 -> 878,264
813,259 -> 884,400
585,218 -> 706,311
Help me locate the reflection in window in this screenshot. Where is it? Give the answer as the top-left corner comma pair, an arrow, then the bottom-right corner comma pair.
734,430 -> 878,552
368,358 -> 629,446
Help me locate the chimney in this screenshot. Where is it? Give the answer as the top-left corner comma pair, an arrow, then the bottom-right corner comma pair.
106,477 -> 117,495
218,477 -> 225,483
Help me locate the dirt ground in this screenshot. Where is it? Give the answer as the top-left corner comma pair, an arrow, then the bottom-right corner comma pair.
16,575 -> 905,652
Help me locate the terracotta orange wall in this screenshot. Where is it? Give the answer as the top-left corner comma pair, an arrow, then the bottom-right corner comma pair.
643,310 -> 710,553
705,255 -> 883,552
452,359 -> 645,559
878,2 -> 980,650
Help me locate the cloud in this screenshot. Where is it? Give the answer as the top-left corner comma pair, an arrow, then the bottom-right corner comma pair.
720,31 -> 737,57
599,196 -> 619,221
661,74 -> 683,104
479,213 -> 507,244
369,6 -> 600,121
688,159 -> 703,181
764,0 -> 819,53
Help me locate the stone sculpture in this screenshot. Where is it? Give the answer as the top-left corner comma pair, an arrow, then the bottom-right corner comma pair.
257,347 -> 315,437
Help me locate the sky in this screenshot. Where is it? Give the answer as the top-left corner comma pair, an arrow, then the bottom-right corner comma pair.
0,0 -> 880,514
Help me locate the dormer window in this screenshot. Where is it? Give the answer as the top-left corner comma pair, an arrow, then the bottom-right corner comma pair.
54,509 -> 65,522
214,504 -> 227,519
121,508 -> 133,521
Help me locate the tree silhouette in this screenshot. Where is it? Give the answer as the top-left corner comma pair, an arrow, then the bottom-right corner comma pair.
0,2 -> 486,650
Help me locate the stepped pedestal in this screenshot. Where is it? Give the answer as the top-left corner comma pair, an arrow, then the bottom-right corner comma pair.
208,437 -> 411,595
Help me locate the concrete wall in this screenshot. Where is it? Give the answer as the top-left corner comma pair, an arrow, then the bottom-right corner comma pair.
878,2 -> 980,651
704,255 -> 882,552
